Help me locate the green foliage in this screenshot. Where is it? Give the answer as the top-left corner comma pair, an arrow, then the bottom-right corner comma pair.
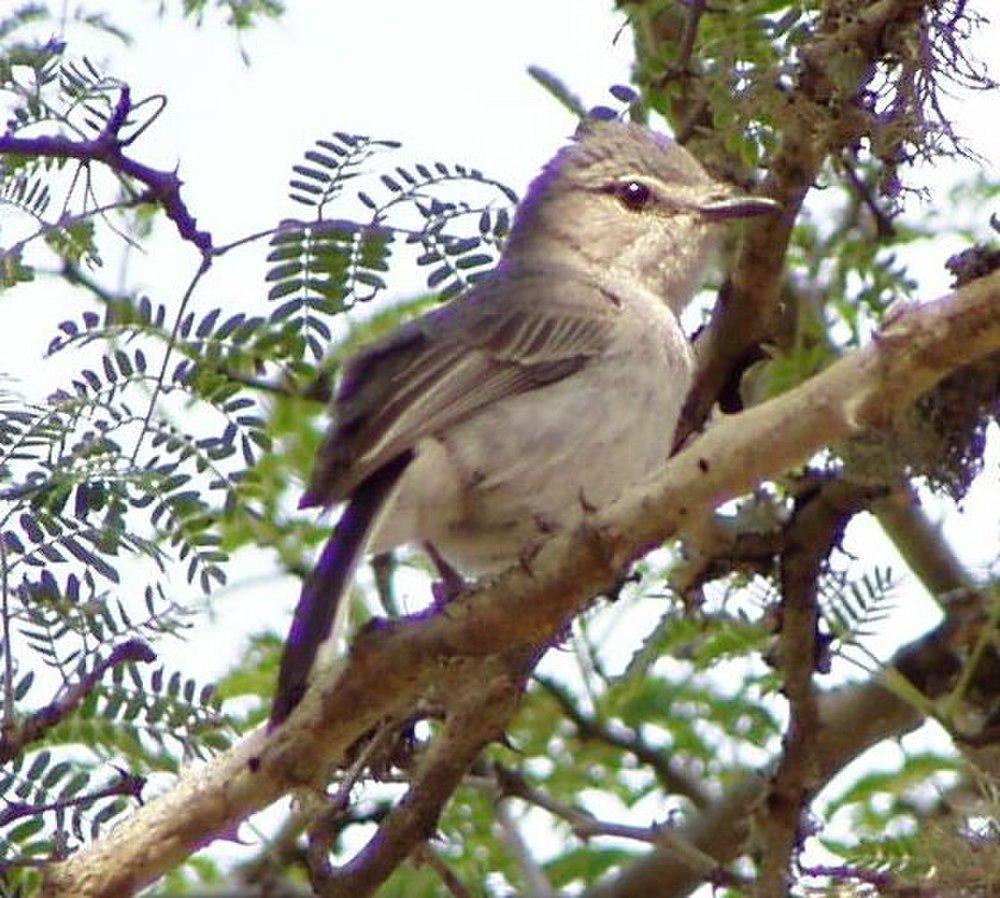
378,861 -> 450,898
821,565 -> 898,652
266,219 -> 395,361
1,49 -> 129,293
545,845 -> 637,890
172,0 -> 284,30
0,5 -> 529,879
0,9 -> 280,880
820,832 -> 926,878
2,1 -> 997,894
824,751 -> 961,829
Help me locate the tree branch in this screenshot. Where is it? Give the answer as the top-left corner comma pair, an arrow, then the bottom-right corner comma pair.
494,764 -> 719,877
583,598 -> 996,898
676,0 -> 932,439
412,844 -> 475,898
0,86 -> 213,254
0,770 -> 145,830
495,797 -> 556,898
0,638 -> 156,765
311,648 -> 538,897
873,485 -> 974,600
41,268 -> 1000,897
756,480 -> 877,896
534,675 -> 710,808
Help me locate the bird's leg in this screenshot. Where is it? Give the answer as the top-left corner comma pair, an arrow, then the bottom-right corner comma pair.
424,542 -> 467,604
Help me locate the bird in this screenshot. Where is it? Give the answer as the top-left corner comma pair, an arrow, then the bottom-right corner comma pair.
269,119 -> 779,727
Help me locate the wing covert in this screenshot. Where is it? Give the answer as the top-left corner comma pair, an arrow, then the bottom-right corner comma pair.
301,268 -> 620,506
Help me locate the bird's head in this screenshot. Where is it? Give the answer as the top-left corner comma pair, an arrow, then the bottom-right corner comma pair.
504,120 -> 779,311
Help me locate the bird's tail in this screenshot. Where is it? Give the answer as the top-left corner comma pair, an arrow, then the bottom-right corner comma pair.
269,452 -> 413,728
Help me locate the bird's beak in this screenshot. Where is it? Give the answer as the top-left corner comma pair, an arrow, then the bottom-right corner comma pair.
697,192 -> 781,222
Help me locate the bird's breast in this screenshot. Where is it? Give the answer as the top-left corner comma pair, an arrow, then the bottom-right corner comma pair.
371,300 -> 694,572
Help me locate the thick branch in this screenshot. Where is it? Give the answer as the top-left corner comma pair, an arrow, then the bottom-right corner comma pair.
676,0 -> 931,439
757,481 -> 876,896
874,486 -> 974,599
41,269 -> 1000,897
312,649 -> 537,897
583,604 -> 986,898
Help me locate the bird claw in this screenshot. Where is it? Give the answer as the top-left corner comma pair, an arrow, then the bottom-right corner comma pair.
425,542 -> 467,605
431,574 -> 466,605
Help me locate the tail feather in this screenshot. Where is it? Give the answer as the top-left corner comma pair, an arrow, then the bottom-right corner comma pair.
269,451 -> 412,728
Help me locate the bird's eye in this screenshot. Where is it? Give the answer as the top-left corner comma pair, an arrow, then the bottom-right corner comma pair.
614,180 -> 653,212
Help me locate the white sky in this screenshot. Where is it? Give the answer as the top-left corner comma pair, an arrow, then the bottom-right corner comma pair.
1,0 -> 998,880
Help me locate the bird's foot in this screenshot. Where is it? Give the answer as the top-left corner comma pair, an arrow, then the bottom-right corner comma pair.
519,538 -> 545,577
518,513 -> 562,576
424,542 -> 467,605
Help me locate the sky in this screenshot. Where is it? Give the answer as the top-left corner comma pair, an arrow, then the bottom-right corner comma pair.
1,0 -> 998,878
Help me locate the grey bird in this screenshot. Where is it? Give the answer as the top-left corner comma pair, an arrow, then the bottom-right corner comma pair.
269,120 -> 778,726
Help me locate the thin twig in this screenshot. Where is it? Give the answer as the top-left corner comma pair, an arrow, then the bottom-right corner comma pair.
413,845 -> 474,898
0,638 -> 156,764
212,225 -> 279,255
494,764 -> 719,877
668,0 -> 707,79
1,198 -> 149,266
495,798 -> 556,898
1,538 -> 13,732
0,770 -> 145,828
840,155 -> 897,240
534,674 -> 710,808
128,254 -> 212,464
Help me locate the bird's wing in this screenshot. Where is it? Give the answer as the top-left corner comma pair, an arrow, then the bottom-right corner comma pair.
301,268 -> 622,506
